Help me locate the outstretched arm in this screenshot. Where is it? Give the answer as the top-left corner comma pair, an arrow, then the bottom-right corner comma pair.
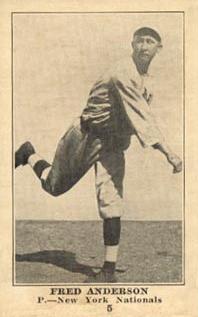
111,75 -> 182,174
153,142 -> 182,174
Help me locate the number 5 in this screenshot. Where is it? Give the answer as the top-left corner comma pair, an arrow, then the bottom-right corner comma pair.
107,304 -> 112,312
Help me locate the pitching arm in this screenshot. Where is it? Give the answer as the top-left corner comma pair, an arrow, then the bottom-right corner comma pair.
152,142 -> 182,173
111,75 -> 182,173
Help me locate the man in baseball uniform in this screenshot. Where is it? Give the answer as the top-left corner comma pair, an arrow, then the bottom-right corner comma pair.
15,27 -> 182,283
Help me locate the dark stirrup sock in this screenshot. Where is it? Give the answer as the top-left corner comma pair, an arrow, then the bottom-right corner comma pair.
33,160 -> 51,178
103,217 -> 121,246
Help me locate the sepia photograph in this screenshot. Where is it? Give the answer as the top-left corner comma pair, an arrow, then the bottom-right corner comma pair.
13,12 -> 184,285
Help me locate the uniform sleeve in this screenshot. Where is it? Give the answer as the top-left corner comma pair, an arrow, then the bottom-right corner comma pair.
80,78 -> 112,131
111,75 -> 165,147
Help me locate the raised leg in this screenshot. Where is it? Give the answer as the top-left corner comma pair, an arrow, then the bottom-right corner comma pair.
15,118 -> 102,196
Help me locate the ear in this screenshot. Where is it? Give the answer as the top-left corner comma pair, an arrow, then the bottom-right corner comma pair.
157,43 -> 163,51
131,41 -> 135,49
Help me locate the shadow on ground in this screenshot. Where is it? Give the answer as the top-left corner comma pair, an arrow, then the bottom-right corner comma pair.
16,250 -> 95,276
15,220 -> 183,284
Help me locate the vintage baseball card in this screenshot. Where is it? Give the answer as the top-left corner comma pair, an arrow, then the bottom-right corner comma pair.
0,0 -> 197,316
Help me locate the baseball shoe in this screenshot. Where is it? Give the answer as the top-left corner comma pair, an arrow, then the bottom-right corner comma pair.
15,141 -> 35,168
84,270 -> 117,283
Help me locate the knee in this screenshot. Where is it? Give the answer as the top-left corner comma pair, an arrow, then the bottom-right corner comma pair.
41,179 -> 69,197
48,188 -> 63,197
98,198 -> 125,219
44,185 -> 63,197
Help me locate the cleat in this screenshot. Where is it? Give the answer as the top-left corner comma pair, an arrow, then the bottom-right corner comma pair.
15,141 -> 35,168
84,269 -> 117,283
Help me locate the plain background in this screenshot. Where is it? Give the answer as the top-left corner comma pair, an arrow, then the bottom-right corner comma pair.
14,12 -> 183,220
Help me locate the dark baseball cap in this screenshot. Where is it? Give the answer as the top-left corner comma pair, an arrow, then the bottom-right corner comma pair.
133,27 -> 161,42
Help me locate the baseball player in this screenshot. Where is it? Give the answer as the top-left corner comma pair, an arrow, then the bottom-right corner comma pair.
15,27 -> 182,283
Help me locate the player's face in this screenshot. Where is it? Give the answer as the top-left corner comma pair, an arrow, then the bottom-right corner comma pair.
132,35 -> 161,64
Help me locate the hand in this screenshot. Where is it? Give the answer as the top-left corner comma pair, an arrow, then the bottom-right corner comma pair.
167,153 -> 182,174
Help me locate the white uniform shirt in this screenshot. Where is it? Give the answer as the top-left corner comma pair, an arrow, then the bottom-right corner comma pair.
81,56 -> 164,150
